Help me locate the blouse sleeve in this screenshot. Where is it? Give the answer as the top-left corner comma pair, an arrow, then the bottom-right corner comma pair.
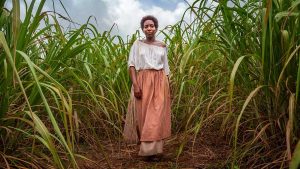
163,47 -> 170,76
128,41 -> 137,68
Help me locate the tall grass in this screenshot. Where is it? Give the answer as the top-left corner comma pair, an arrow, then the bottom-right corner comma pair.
1,0 -> 135,167
163,0 -> 300,168
178,0 -> 300,168
0,0 -> 299,168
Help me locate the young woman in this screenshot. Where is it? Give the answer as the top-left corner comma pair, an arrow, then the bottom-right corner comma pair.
123,15 -> 171,159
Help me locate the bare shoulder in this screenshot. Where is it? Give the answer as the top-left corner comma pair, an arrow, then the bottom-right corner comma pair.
155,40 -> 166,47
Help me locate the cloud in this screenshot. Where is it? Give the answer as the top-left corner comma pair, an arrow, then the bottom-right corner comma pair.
5,0 -> 193,40
102,0 -> 189,40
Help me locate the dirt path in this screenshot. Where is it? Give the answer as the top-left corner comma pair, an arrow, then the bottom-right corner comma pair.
77,126 -> 230,169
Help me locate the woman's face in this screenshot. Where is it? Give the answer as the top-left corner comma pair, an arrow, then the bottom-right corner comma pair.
143,20 -> 156,38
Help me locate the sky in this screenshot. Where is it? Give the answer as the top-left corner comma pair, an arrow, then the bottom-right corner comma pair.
4,0 -> 201,40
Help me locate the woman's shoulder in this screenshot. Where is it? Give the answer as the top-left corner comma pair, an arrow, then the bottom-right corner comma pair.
129,40 -> 140,49
155,40 -> 166,48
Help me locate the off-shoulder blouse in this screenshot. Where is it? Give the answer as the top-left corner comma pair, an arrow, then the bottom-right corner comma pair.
128,40 -> 170,75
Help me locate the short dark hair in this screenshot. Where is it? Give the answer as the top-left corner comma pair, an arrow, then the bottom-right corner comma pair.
140,15 -> 158,29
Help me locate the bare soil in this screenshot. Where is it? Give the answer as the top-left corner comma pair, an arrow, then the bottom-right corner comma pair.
77,126 -> 231,169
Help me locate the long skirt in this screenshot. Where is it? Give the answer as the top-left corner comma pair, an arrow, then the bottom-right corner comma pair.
123,69 -> 171,156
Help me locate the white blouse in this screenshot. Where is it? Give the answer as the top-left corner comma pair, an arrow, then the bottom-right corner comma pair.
128,40 -> 170,75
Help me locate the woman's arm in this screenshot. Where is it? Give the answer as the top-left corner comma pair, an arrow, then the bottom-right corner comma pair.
128,41 -> 142,99
129,66 -> 142,99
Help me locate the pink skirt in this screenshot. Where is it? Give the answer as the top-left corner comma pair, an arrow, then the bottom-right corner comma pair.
123,69 -> 171,155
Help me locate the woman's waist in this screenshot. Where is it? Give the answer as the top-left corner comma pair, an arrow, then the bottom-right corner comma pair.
134,63 -> 164,70
136,68 -> 164,73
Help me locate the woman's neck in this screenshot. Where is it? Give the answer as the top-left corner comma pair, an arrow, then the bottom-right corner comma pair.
145,37 -> 155,43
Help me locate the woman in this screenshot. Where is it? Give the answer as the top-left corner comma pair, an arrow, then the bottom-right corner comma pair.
123,15 -> 171,159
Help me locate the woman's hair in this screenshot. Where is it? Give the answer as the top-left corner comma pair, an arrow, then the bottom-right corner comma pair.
140,15 -> 158,29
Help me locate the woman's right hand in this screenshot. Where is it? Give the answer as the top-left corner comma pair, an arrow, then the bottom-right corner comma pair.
133,84 -> 142,99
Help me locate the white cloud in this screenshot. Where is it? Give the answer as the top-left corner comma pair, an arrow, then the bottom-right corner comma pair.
5,0 -> 195,40
102,0 -> 189,40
